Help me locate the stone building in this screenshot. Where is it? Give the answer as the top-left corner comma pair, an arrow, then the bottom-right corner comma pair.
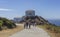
25,10 -> 35,16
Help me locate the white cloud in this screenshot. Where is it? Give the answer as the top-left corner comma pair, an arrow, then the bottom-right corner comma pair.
0,8 -> 12,11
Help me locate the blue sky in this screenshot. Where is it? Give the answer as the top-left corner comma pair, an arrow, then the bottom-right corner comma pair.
0,0 -> 60,19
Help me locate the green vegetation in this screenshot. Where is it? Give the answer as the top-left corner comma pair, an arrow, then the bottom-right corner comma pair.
0,17 -> 16,31
38,24 -> 60,33
0,20 -> 3,30
38,24 -> 60,37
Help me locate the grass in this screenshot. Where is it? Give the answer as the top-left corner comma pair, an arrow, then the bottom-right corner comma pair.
37,24 -> 60,37
0,25 -> 23,37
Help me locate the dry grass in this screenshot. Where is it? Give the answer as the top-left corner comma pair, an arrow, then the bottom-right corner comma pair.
0,25 -> 23,37
48,30 -> 60,37
37,25 -> 60,37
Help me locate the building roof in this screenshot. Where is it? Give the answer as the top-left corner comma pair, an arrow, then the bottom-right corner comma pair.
26,10 -> 35,12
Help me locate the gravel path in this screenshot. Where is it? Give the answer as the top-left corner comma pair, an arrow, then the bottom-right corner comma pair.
9,25 -> 50,37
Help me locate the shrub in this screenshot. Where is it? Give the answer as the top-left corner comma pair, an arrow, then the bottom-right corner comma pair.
6,21 -> 16,29
0,17 -> 16,30
0,20 -> 3,30
44,24 -> 60,33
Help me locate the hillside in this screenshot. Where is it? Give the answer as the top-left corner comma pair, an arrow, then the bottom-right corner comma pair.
22,15 -> 50,25
22,15 -> 60,37
0,17 -> 16,31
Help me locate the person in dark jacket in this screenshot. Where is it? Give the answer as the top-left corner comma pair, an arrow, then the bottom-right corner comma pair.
24,22 -> 28,29
28,22 -> 31,29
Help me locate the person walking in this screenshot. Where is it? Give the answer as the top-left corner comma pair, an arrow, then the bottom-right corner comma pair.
24,22 -> 28,29
28,22 -> 31,29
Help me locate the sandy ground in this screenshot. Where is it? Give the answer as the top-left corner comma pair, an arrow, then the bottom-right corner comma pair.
9,26 -> 51,37
0,24 -> 23,37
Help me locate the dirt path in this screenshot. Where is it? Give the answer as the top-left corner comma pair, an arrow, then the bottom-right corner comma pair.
9,25 -> 50,37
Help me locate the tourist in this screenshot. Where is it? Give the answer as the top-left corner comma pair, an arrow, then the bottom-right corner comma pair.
24,22 -> 28,29
28,22 -> 31,29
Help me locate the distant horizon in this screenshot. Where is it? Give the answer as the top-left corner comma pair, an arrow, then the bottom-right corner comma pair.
0,15 -> 60,20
